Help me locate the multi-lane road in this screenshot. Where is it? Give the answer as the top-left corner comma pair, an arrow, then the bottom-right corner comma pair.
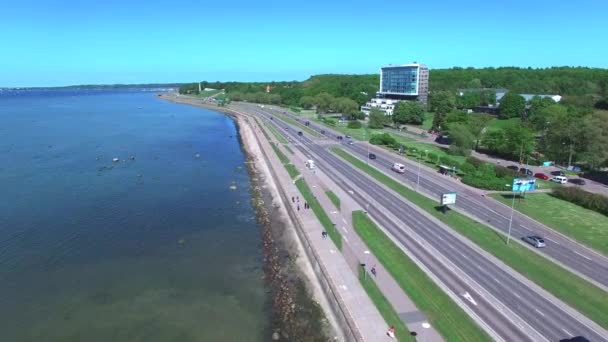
245,103 -> 608,290
241,103 -> 608,342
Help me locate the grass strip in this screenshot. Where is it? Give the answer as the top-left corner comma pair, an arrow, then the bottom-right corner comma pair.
490,193 -> 608,256
274,114 -> 321,137
357,264 -> 414,342
284,145 -> 294,155
267,123 -> 288,144
334,147 -> 608,329
325,190 -> 341,210
295,179 -> 342,250
270,143 -> 299,179
352,211 -> 490,341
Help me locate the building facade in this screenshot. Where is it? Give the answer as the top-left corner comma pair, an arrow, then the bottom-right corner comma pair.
361,63 -> 428,115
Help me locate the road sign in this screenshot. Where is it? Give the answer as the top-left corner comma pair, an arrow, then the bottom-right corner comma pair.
441,192 -> 457,205
512,178 -> 536,192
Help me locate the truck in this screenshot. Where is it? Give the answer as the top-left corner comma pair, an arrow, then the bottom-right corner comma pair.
306,159 -> 315,170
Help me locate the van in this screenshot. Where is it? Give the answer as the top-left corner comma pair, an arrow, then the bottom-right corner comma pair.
392,163 -> 406,173
551,176 -> 568,184
306,159 -> 315,170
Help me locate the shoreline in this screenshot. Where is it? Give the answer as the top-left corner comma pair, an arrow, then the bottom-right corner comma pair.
158,94 -> 338,341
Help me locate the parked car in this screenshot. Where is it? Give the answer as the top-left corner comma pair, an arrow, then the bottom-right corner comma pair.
551,170 -> 565,176
368,153 -> 376,160
533,172 -> 549,180
522,236 -> 546,248
569,178 -> 586,185
392,163 -> 406,173
551,176 -> 568,184
507,165 -> 519,171
519,168 -> 534,176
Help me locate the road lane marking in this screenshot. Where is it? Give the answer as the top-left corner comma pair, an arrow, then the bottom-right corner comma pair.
573,251 -> 592,261
343,237 -> 349,243
534,308 -> 545,317
342,226 -> 348,233
461,292 -> 477,306
342,218 -> 347,225
511,291 -> 521,299
493,277 -> 501,284
544,237 -> 561,245
561,328 -> 573,337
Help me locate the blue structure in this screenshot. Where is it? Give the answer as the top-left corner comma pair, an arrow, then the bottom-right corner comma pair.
512,178 -> 536,192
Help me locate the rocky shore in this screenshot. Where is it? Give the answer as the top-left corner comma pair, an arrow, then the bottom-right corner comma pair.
159,94 -> 333,341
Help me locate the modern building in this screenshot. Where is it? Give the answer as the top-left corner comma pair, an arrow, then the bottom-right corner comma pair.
361,63 -> 429,115
495,92 -> 562,103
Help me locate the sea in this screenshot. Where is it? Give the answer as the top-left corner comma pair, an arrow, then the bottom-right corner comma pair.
0,89 -> 269,342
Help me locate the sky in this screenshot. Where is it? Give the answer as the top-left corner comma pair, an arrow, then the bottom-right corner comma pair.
1,0 -> 607,87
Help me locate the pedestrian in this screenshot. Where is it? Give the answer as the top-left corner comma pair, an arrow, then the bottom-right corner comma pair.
387,326 -> 395,338
297,204 -> 300,211
321,231 -> 327,239
371,265 -> 377,277
292,196 -> 295,203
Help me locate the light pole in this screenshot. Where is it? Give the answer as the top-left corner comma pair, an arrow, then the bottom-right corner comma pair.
506,183 -> 516,245
416,150 -> 428,192
366,129 -> 369,165
363,250 -> 371,279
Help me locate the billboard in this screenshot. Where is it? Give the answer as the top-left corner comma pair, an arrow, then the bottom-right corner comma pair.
441,193 -> 457,205
512,178 -> 536,192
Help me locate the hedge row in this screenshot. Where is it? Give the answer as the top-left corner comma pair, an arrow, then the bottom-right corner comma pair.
551,187 -> 608,217
369,133 -> 462,169
460,158 -> 515,191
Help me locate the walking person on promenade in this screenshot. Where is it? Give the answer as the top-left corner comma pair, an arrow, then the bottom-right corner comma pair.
387,326 -> 395,338
292,196 -> 295,203
321,231 -> 327,239
371,265 -> 377,277
297,204 -> 300,211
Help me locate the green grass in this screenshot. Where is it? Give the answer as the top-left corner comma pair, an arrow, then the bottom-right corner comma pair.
379,134 -> 467,165
352,211 -> 490,341
333,147 -> 608,329
274,114 -> 321,137
357,265 -> 414,342
486,117 -> 521,132
325,190 -> 341,210
267,123 -> 288,144
490,193 -> 608,256
295,179 -> 342,250
270,143 -> 300,179
313,118 -> 383,141
198,89 -> 223,97
284,145 -> 294,155
422,112 -> 434,130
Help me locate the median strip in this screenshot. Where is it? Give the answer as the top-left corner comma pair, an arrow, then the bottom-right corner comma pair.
325,190 -> 340,210
352,210 -> 490,341
295,179 -> 342,250
333,147 -> 608,329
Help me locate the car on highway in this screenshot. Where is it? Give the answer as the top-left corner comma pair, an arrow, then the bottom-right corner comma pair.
345,135 -> 351,138
392,163 -> 406,173
551,175 -> 568,184
348,140 -> 354,145
559,336 -> 590,342
522,235 -> 546,248
368,153 -> 376,160
336,136 -> 343,140
298,131 -> 303,136
569,178 -> 586,185
519,168 -> 533,176
533,172 -> 549,180
320,129 -> 325,134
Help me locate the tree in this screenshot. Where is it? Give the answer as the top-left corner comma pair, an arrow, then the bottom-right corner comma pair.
502,125 -> 535,161
299,96 -> 315,109
456,92 -> 480,109
447,123 -> 475,156
347,120 -> 362,129
314,93 -> 335,113
333,97 -> 359,119
498,92 -> 526,119
429,91 -> 456,132
393,101 -> 425,125
468,114 -> 493,149
479,90 -> 496,106
368,108 -> 386,129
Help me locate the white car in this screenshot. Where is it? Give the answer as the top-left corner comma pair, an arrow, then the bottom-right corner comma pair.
551,176 -> 568,184
392,163 -> 406,173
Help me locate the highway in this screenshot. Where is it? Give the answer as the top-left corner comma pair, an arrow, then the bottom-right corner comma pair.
248,103 -> 608,290
244,104 -> 608,342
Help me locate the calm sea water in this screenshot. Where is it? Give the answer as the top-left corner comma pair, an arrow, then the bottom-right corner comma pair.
0,89 -> 269,341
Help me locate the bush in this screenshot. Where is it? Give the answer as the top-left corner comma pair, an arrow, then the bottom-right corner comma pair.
460,163 -> 477,175
369,133 -> 397,146
347,120 -> 362,129
323,118 -> 337,126
448,145 -> 471,156
495,165 -> 515,178
551,187 -> 608,216
426,152 -> 439,164
466,156 -> 485,168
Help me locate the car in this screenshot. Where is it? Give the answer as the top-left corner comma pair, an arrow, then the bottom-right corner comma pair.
551,170 -> 565,176
519,168 -> 533,176
392,163 -> 406,173
298,131 -> 303,136
320,129 -> 325,134
522,235 -> 546,248
559,337 -> 590,342
368,153 -> 376,159
348,140 -> 354,145
569,178 -> 586,185
533,172 -> 549,180
345,135 -> 351,139
551,175 -> 568,184
336,136 -> 343,140
507,165 -> 519,171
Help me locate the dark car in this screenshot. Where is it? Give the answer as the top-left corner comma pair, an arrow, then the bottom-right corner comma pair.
559,337 -> 590,342
337,136 -> 343,140
551,170 -> 565,176
368,153 -> 376,159
320,129 -> 325,134
507,165 -> 519,171
569,178 -> 586,185
534,172 -> 549,180
519,168 -> 533,176
298,131 -> 303,136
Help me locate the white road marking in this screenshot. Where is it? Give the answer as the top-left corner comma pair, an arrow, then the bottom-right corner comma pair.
573,251 -> 592,261
534,309 -> 545,317
459,252 -> 469,260
544,237 -> 561,245
329,249 -> 336,254
331,211 -> 337,214
343,237 -> 349,243
493,277 -> 501,284
461,292 -> 478,306
342,226 -> 348,233
561,328 -> 573,337
511,291 -> 521,299
342,218 -> 348,225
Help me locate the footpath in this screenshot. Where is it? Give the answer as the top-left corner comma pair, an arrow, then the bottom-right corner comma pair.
253,116 -> 443,341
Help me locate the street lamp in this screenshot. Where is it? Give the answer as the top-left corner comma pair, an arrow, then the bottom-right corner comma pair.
506,183 -> 516,245
416,150 -> 428,192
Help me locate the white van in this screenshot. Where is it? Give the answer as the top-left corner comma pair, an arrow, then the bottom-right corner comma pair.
392,163 -> 406,173
306,159 -> 315,170
551,175 -> 568,184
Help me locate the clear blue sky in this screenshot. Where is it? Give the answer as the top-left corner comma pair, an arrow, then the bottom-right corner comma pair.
1,0 -> 607,87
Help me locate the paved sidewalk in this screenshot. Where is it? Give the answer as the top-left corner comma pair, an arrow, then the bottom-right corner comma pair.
287,138 -> 443,342
252,119 -> 390,341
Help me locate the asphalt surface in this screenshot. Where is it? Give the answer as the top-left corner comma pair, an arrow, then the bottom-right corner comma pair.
243,104 -> 608,342
253,104 -> 608,290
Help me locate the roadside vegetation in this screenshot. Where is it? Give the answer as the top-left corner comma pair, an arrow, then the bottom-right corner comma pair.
266,123 -> 288,144
269,143 -> 299,179
352,211 -> 491,341
325,191 -> 340,210
295,179 -> 342,250
551,186 -> 608,217
490,192 -> 608,255
334,147 -> 608,329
